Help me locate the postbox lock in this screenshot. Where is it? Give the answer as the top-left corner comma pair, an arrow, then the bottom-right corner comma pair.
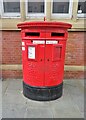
47,59 -> 49,61
40,59 -> 42,61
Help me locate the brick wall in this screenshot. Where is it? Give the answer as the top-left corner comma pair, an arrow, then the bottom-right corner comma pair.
65,32 -> 84,66
2,31 -> 22,64
1,30 -> 84,79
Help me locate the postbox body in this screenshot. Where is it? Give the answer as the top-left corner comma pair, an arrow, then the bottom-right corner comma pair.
17,22 -> 72,101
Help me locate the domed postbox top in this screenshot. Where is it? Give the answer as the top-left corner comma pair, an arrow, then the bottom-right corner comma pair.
17,21 -> 72,29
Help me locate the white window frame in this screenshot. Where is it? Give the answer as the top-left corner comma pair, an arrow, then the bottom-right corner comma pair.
0,1 -> 1,17
77,13 -> 86,18
77,0 -> 86,18
1,0 -> 21,18
26,0 -> 46,18
51,0 -> 73,19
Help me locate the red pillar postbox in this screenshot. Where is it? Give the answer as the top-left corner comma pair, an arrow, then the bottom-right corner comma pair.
17,22 -> 72,101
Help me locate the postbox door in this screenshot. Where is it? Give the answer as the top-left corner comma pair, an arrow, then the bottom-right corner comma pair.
23,42 -> 45,87
45,41 -> 63,86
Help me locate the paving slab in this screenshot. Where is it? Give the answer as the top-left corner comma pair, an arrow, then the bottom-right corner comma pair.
49,87 -> 83,118
2,79 -> 27,105
2,79 -> 10,96
26,97 -> 50,108
25,106 -> 53,118
5,79 -> 22,91
64,80 -> 84,113
49,95 -> 83,118
3,90 -> 27,105
2,103 -> 27,118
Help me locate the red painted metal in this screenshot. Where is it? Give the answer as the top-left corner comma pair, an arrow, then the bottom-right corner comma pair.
17,22 -> 72,87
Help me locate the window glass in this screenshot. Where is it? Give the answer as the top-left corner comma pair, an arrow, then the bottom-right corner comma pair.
52,0 -> 69,13
78,0 -> 86,14
3,0 -> 20,13
28,0 -> 44,13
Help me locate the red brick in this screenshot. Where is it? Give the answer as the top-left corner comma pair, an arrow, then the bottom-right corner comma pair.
64,71 -> 84,79
2,70 -> 23,79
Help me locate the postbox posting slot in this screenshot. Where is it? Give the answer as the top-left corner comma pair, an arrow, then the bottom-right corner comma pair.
52,44 -> 62,61
51,32 -> 65,37
25,32 -> 40,37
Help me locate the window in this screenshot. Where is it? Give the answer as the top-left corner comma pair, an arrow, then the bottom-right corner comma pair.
26,0 -> 45,17
51,0 -> 73,18
1,0 -> 20,17
77,0 -> 86,18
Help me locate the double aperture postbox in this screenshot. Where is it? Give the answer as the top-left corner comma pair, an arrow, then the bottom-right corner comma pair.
17,22 -> 72,101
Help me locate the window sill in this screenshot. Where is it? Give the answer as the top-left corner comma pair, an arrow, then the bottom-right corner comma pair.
0,18 -> 86,31
1,16 -> 21,19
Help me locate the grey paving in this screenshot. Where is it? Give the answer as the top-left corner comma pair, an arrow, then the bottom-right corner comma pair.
2,79 -> 84,118
3,103 -> 27,118
2,79 -> 10,96
25,107 -> 53,118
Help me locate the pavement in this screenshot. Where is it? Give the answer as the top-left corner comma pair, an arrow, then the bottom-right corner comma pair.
1,79 -> 84,118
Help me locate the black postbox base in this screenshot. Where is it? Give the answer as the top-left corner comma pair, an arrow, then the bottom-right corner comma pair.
23,82 -> 63,101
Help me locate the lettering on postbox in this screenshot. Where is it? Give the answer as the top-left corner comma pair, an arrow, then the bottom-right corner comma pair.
46,41 -> 58,44
33,40 -> 45,44
28,46 -> 35,59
